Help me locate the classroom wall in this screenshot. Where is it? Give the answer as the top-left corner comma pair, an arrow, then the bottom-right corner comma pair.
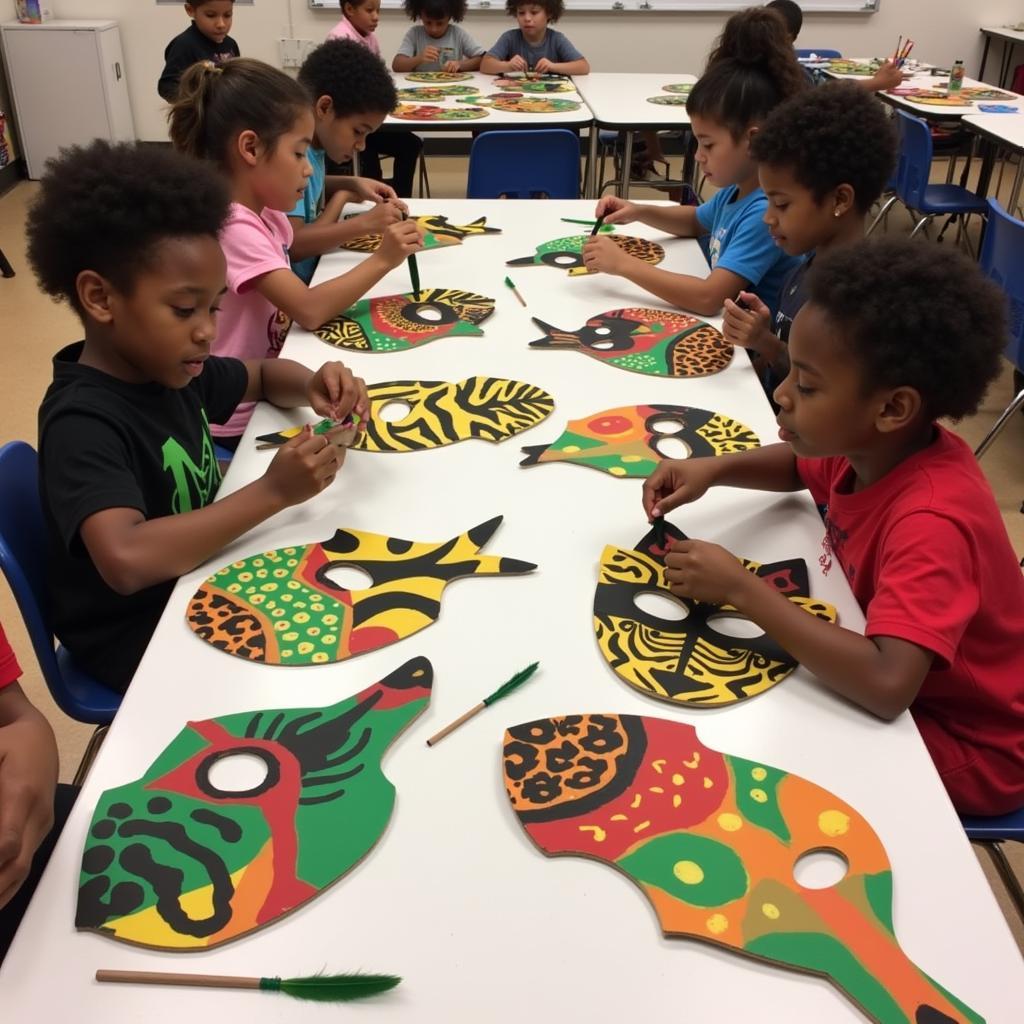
37,0 -> 1024,141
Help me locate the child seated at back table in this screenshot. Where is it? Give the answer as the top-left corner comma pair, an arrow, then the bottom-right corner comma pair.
645,238 -> 1024,817
158,0 -> 240,102
393,0 -> 484,73
480,0 -> 589,77
28,140 -> 369,694
723,81 -> 897,394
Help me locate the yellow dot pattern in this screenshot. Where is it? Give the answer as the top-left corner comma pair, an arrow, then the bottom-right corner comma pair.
706,913 -> 729,935
717,813 -> 742,832
818,809 -> 851,837
761,903 -> 780,920
673,860 -> 705,885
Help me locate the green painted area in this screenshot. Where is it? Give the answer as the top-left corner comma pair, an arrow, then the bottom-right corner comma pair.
728,756 -> 791,843
921,973 -> 986,1024
864,871 -> 896,936
618,833 -> 748,908
574,453 -> 656,477
610,349 -> 664,376
552,429 -> 606,453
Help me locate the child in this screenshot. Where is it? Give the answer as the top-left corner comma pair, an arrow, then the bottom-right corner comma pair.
723,81 -> 897,391
158,0 -> 239,102
28,139 -> 368,693
480,0 -> 590,77
169,59 -> 422,447
583,16 -> 805,317
393,0 -> 485,74
328,0 -> 423,196
644,238 -> 1024,816
291,39 -> 409,285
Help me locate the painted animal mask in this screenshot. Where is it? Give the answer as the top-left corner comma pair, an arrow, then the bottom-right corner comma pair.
404,71 -> 472,82
493,77 -> 576,92
503,713 -> 982,1024
521,404 -> 759,478
507,230 -> 665,277
314,288 -> 495,352
463,96 -> 582,113
187,517 -> 536,666
76,657 -> 432,950
529,307 -> 732,377
394,85 -> 480,100
391,104 -> 489,120
256,378 -> 554,454
594,522 -> 838,706
341,215 -> 500,254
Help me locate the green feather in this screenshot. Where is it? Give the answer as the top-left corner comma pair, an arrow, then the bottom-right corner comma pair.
260,971 -> 401,1002
482,662 -> 540,706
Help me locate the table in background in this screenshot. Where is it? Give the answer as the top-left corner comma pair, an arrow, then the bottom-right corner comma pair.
963,111 -> 1024,212
2,201 -> 1021,1023
979,25 -> 1024,87
572,72 -> 697,199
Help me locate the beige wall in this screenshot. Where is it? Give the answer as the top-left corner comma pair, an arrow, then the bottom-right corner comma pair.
42,0 -> 1024,140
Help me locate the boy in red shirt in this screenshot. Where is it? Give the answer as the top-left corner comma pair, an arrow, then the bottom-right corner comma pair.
644,238 -> 1024,815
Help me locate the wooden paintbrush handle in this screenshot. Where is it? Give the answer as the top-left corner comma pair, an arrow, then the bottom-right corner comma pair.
426,702 -> 485,746
96,970 -> 261,990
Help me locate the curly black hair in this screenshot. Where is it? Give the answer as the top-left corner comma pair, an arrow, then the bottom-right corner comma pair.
767,0 -> 802,41
806,238 -> 1007,421
751,82 -> 897,212
403,0 -> 468,20
504,0 -> 563,22
298,39 -> 397,117
26,140 -> 229,318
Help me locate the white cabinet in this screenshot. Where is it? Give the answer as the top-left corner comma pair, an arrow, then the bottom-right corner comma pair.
1,20 -> 135,179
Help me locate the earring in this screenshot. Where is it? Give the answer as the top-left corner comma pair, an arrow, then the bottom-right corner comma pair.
834,209 -> 841,217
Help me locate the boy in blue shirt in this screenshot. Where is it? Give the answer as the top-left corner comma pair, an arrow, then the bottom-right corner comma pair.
481,0 -> 589,76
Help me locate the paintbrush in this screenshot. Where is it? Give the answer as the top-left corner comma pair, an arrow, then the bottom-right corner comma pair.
426,662 -> 540,746
561,216 -> 599,226
400,209 -> 421,301
591,214 -> 607,236
504,275 -> 527,307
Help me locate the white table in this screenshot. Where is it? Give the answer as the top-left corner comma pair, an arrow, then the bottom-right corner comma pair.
573,73 -> 697,199
2,201 -> 1021,1023
963,111 -> 1024,211
979,25 -> 1024,87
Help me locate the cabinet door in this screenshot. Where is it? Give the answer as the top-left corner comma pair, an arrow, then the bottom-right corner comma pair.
97,26 -> 136,143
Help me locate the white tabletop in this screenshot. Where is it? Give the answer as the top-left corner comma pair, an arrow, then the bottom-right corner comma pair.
980,24 -> 1024,44
574,72 -> 697,129
384,71 -> 592,129
963,111 -> 1024,150
2,201 -> 1021,1023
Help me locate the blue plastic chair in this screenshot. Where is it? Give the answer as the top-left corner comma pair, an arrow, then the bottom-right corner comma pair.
960,807 -> 1024,920
894,111 -> 988,252
974,197 -> 1024,459
0,441 -> 121,727
467,129 -> 580,199
795,48 -> 842,59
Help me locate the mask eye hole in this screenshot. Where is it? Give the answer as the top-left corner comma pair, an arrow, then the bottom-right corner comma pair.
321,565 -> 373,591
793,849 -> 849,890
198,748 -> 279,799
653,436 -> 691,460
706,613 -> 765,639
378,400 -> 412,423
633,590 -> 689,622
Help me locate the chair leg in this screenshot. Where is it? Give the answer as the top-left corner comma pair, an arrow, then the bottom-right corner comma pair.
0,245 -> 14,279
72,725 -> 109,786
418,151 -> 431,199
975,841 -> 1024,924
866,195 -> 899,237
908,214 -> 932,238
974,388 -> 1024,458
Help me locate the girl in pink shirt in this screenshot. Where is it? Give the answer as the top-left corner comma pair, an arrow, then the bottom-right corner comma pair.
168,58 -> 422,445
327,0 -> 423,197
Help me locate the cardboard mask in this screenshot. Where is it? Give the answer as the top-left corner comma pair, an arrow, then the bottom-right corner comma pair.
507,231 -> 664,277
341,215 -> 500,254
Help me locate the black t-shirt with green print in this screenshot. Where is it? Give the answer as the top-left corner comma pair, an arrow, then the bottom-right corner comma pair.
38,343 -> 249,693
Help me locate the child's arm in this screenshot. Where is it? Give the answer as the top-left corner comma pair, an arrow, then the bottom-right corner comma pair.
257,219 -> 423,331
663,538 -> 934,720
0,682 -> 59,909
458,52 -> 483,72
288,195 -> 404,262
534,56 -> 590,75
77,359 -> 366,596
596,195 -> 704,238
393,47 -> 440,72
481,53 -> 525,74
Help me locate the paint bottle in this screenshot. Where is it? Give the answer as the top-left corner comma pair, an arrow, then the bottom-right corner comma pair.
948,59 -> 965,94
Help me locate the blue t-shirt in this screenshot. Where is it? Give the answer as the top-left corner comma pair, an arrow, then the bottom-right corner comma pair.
487,28 -> 583,65
288,146 -> 327,285
695,185 -> 801,319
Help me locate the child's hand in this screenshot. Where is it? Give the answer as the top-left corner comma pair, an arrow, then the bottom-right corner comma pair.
664,538 -> 750,606
595,195 -> 640,225
376,219 -> 424,269
508,55 -> 528,72
722,292 -> 772,352
421,45 -> 440,63
642,457 -> 720,519
359,198 -> 404,235
582,234 -> 630,276
870,59 -> 905,91
308,361 -> 369,425
534,58 -> 555,74
263,426 -> 343,507
443,60 -> 461,73
351,177 -> 400,206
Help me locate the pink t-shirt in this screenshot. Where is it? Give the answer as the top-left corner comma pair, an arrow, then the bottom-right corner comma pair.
327,15 -> 381,56
213,203 -> 294,438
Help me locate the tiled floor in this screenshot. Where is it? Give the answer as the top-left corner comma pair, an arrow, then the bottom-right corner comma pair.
1,149 -> 1022,950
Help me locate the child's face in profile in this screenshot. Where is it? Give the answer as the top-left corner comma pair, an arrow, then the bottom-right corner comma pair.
774,302 -> 880,457
345,0 -> 381,35
516,5 -> 549,39
316,102 -> 386,164
250,109 -> 315,212
185,0 -> 233,45
97,236 -> 227,389
760,162 -> 847,258
422,15 -> 452,38
690,114 -> 756,189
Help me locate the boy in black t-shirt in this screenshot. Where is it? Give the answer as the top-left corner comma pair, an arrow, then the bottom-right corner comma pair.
27,140 -> 368,693
158,0 -> 240,102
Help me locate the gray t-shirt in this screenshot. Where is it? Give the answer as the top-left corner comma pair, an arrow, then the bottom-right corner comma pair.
397,24 -> 485,68
486,27 -> 583,65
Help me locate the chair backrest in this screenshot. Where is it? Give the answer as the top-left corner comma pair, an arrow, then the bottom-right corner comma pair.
467,129 -> 580,199
795,48 -> 842,58
979,197 -> 1024,371
894,111 -> 933,209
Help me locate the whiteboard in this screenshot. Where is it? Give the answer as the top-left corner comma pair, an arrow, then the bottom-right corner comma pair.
310,0 -> 878,11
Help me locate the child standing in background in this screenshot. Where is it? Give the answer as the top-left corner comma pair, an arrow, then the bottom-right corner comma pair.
393,0 -> 485,73
481,0 -> 590,77
158,0 -> 239,101
723,81 -> 897,392
168,59 -> 421,448
329,0 -> 423,196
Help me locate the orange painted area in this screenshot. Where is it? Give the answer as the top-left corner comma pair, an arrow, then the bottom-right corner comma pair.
214,839 -> 275,943
646,882 -> 746,950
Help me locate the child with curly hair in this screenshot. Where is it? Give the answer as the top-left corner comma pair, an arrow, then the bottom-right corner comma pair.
723,81 -> 897,393
393,0 -> 484,73
28,141 -> 370,692
645,238 -> 1024,816
481,0 -> 589,77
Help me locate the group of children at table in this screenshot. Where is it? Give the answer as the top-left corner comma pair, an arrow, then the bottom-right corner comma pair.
1,0 -> 1023,963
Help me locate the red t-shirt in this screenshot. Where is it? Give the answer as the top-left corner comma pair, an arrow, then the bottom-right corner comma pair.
797,426 -> 1024,816
0,621 -> 22,691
